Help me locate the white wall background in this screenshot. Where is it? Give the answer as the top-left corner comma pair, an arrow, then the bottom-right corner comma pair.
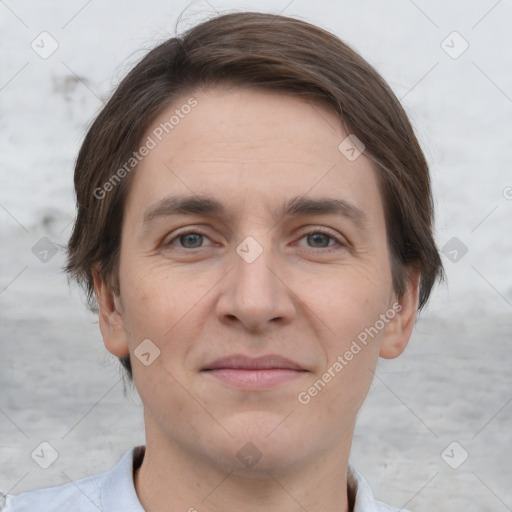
1,1 -> 511,510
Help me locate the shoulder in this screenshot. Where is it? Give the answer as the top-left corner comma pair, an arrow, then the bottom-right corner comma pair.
1,447 -> 143,512
347,463 -> 411,512
372,500 -> 408,512
1,471 -> 104,512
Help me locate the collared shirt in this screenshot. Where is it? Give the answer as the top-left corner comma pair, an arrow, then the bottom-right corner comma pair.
1,446 -> 408,511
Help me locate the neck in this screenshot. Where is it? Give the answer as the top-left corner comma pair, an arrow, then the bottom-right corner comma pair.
133,423 -> 354,512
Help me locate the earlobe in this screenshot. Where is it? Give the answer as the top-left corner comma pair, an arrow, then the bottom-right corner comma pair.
379,271 -> 421,359
92,268 -> 130,357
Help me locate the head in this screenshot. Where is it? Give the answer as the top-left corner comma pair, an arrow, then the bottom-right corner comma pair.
66,11 -> 443,473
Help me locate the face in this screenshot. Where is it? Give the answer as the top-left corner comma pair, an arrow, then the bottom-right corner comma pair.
96,85 -> 418,475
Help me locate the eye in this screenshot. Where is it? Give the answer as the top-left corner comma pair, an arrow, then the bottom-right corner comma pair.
163,231 -> 212,249
296,229 -> 346,251
162,228 -> 347,252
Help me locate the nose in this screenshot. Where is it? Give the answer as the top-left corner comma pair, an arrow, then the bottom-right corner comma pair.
216,239 -> 296,333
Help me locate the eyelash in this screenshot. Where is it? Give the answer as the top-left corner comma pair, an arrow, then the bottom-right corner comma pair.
162,227 -> 347,253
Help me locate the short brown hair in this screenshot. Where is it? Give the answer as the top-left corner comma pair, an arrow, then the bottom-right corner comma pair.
66,11 -> 444,381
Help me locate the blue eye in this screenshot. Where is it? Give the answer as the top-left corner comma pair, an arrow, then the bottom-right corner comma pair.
176,232 -> 206,249
297,229 -> 345,251
304,232 -> 336,248
163,228 -> 345,253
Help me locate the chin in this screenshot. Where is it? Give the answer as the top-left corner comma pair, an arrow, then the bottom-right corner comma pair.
205,415 -> 313,474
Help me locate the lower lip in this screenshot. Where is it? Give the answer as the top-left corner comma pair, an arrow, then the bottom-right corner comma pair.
204,369 -> 306,389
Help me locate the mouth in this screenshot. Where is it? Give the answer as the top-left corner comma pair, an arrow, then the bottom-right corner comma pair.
201,354 -> 308,390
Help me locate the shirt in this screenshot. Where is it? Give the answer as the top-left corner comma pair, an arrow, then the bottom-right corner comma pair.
1,446 -> 408,511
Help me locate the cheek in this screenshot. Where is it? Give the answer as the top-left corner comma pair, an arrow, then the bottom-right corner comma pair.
304,262 -> 391,332
298,259 -> 391,398
298,323 -> 381,429
327,351 -> 378,423
119,260 -> 185,326
118,260 -> 215,369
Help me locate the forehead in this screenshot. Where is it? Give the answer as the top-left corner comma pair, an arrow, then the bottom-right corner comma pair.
152,86 -> 349,166
124,86 -> 384,225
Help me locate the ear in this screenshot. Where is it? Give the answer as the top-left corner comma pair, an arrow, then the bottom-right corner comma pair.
92,267 -> 130,357
379,270 -> 421,359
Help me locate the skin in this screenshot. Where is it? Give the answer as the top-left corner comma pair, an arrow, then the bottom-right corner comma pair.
94,85 -> 420,512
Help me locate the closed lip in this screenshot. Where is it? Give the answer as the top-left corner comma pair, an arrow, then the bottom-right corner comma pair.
202,354 -> 306,371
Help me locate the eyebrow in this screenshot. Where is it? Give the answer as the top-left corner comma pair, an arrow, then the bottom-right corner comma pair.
143,194 -> 367,228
